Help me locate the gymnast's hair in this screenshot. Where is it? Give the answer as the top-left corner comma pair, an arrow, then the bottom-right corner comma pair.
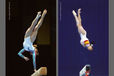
90,41 -> 95,46
33,44 -> 37,48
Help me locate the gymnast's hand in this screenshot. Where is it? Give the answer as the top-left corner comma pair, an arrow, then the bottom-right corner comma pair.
24,57 -> 29,61
34,69 -> 37,72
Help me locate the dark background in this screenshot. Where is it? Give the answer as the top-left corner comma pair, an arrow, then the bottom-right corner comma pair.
6,0 -> 56,76
58,0 -> 108,76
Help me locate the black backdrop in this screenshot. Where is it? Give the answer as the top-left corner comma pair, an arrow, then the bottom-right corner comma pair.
6,0 -> 56,76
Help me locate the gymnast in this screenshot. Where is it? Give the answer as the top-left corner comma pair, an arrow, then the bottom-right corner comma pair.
18,9 -> 47,72
72,8 -> 93,51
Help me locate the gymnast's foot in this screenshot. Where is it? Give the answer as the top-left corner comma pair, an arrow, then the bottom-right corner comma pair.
72,10 -> 77,16
37,11 -> 41,17
42,9 -> 47,16
78,8 -> 81,14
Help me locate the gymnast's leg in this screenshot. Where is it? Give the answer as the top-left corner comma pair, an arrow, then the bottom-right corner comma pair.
78,8 -> 82,22
72,10 -> 80,25
24,12 -> 41,38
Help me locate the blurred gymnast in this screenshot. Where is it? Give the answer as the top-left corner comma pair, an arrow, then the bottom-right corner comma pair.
18,9 -> 47,72
72,8 -> 93,51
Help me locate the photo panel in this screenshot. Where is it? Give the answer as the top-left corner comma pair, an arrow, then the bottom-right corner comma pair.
6,0 -> 56,76
58,0 -> 109,76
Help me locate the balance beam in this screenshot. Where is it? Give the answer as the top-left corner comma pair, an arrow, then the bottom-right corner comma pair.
31,67 -> 47,76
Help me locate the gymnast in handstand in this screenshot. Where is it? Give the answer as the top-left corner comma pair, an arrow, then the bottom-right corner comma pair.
18,9 -> 47,72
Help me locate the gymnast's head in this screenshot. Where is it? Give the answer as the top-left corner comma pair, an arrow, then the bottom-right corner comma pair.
88,41 -> 95,51
84,40 -> 93,51
88,40 -> 95,51
87,45 -> 93,51
33,44 -> 39,55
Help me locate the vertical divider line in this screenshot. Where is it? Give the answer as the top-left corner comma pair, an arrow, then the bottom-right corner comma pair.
56,0 -> 58,76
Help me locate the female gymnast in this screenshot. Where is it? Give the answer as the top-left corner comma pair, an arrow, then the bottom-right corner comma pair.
72,8 -> 93,51
18,9 -> 47,72
79,64 -> 91,76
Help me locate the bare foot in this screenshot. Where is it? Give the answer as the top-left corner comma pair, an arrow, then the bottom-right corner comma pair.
42,9 -> 47,15
78,8 -> 81,14
72,10 -> 77,16
37,11 -> 41,15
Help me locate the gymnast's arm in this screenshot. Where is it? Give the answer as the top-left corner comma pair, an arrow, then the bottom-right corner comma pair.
18,49 -> 29,61
32,51 -> 36,72
18,49 -> 25,58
